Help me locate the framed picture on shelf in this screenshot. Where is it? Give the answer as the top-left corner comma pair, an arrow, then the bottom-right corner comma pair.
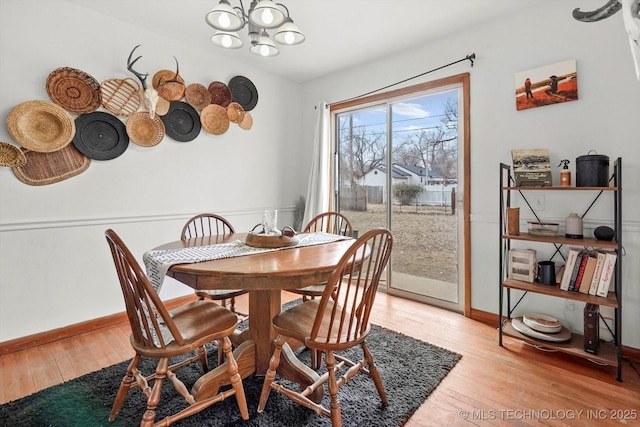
511,149 -> 553,187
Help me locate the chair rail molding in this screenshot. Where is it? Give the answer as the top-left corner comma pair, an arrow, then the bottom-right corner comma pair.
0,207 -> 297,233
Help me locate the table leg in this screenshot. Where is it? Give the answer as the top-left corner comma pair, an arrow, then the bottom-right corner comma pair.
192,340 -> 255,401
248,289 -> 281,375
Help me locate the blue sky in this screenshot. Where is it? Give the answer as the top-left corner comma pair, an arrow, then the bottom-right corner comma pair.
338,89 -> 459,145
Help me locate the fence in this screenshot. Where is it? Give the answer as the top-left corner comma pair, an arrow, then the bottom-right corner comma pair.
340,184 -> 456,211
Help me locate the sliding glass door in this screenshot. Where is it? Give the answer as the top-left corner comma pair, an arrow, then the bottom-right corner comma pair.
332,75 -> 469,312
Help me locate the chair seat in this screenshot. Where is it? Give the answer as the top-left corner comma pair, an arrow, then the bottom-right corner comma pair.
196,289 -> 247,298
289,283 -> 327,296
272,299 -> 367,350
131,300 -> 238,358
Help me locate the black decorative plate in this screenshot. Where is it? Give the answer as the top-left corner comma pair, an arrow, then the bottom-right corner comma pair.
160,101 -> 201,142
72,112 -> 129,160
228,75 -> 258,111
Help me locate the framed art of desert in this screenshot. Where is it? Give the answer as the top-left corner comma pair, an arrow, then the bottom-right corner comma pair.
515,59 -> 578,111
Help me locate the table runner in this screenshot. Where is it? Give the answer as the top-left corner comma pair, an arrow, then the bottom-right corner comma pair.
143,232 -> 352,294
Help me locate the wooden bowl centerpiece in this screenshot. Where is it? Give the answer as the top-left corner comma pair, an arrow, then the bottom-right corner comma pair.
245,226 -> 299,248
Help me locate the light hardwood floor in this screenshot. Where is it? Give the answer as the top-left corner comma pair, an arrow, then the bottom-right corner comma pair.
2,292 -> 638,426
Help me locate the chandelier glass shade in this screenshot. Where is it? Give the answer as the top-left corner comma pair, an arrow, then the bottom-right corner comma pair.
248,0 -> 285,28
205,0 -> 304,57
249,30 -> 279,57
210,31 -> 244,49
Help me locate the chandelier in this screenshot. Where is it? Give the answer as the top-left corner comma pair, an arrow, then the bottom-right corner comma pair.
205,0 -> 305,57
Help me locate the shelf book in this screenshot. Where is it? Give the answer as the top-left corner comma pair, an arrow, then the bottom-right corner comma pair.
559,248 -> 582,291
588,252 -> 608,295
578,255 -> 597,294
596,252 -> 617,297
569,252 -> 589,292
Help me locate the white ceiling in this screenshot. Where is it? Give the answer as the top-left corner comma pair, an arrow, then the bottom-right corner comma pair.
66,0 -> 543,83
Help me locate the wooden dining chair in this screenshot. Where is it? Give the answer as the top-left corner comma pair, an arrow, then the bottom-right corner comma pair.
181,213 -> 248,314
105,229 -> 249,426
258,228 -> 393,427
289,211 -> 354,301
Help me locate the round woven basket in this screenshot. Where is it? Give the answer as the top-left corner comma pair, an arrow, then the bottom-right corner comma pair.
238,111 -> 253,130
152,70 -> 185,89
46,67 -> 102,114
7,100 -> 76,152
185,83 -> 212,110
0,141 -> 27,167
153,70 -> 185,101
100,78 -> 141,117
155,97 -> 171,116
158,81 -> 185,102
208,81 -> 232,108
126,112 -> 165,147
200,104 -> 229,135
226,102 -> 245,123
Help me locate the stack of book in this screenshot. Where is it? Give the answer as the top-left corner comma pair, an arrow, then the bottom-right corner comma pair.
559,248 -> 617,297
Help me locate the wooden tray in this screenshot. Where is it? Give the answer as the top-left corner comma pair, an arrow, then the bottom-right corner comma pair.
12,145 -> 90,186
245,232 -> 299,248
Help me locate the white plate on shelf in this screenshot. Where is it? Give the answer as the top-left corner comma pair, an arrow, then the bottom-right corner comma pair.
523,313 -> 562,333
511,317 -> 571,342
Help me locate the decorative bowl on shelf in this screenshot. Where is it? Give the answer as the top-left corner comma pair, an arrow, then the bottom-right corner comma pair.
527,221 -> 559,236
522,313 -> 562,333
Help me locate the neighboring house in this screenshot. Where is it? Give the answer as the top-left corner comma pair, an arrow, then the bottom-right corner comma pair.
394,164 -> 448,185
362,164 -> 410,188
361,164 -> 456,206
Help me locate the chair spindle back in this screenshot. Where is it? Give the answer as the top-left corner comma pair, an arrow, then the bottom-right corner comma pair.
105,229 -> 183,349
181,213 -> 235,240
310,228 -> 392,348
303,212 -> 353,237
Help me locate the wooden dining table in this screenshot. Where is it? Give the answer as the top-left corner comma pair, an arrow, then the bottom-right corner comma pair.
150,232 -> 356,403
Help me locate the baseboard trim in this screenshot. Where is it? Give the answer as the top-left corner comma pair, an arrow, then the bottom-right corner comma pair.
470,308 -> 639,364
0,294 -> 197,356
3,301 -> 638,363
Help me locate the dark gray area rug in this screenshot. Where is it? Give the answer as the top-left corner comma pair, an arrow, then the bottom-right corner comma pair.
0,318 -> 460,426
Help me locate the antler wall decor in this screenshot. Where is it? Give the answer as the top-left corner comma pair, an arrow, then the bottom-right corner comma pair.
127,45 -> 160,117
573,0 -> 640,80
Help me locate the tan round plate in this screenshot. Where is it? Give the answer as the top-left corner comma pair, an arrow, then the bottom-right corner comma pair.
46,67 -> 102,114
155,97 -> 171,116
7,100 -> 76,152
238,111 -> 253,130
126,112 -> 165,146
200,104 -> 229,135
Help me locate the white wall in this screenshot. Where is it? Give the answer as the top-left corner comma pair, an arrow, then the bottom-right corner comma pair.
301,1 -> 640,349
0,0 -> 308,340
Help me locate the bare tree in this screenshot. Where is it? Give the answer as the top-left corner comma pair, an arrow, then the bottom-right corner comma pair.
394,98 -> 458,182
338,116 -> 386,187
